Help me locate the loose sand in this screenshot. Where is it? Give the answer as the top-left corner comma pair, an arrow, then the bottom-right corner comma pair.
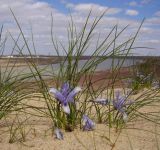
0,115 -> 159,150
0,89 -> 160,150
0,59 -> 160,150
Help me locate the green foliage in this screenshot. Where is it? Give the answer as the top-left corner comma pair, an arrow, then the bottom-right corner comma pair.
130,58 -> 160,92
0,10 -> 159,147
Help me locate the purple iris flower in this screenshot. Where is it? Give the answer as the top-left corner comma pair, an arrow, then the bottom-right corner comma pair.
113,91 -> 133,122
49,82 -> 81,114
82,115 -> 95,131
152,80 -> 160,89
54,128 -> 63,140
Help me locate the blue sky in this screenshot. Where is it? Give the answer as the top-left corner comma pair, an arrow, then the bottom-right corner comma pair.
0,0 -> 160,55
45,0 -> 160,18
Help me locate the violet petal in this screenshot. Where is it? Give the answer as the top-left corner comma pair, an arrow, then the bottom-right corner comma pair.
66,87 -> 81,103
62,103 -> 70,114
49,88 -> 65,103
82,115 -> 95,131
122,112 -> 128,122
61,82 -> 70,97
54,128 -> 63,140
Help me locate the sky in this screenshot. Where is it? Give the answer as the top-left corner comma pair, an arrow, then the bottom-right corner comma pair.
0,0 -> 160,56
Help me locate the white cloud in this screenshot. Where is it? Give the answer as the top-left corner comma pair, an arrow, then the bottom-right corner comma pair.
0,0 -> 68,55
155,11 -> 160,17
146,17 -> 160,25
148,39 -> 160,44
138,27 -> 153,34
141,0 -> 152,5
126,9 -> 139,16
60,0 -> 74,9
128,1 -> 137,6
0,0 -> 159,56
66,3 -> 75,9
66,3 -> 122,15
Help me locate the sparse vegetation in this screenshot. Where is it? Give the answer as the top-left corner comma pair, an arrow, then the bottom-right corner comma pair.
0,10 -> 159,150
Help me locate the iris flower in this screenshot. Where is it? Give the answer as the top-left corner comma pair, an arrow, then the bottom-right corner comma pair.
82,115 -> 95,131
49,82 -> 81,114
54,128 -> 63,140
113,91 -> 132,122
152,80 -> 160,89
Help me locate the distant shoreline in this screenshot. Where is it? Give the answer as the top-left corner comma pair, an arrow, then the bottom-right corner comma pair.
1,55 -> 160,59
0,55 -> 160,67
0,56 -> 61,67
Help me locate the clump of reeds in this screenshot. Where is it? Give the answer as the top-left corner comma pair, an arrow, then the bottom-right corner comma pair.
0,9 -> 159,148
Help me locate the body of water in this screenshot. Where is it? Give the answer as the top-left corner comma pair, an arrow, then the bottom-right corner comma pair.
49,57 -> 143,72
0,57 -> 144,80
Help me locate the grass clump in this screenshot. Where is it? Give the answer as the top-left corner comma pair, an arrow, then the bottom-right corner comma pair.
0,9 -> 159,150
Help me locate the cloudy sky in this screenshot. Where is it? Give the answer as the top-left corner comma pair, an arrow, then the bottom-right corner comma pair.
0,0 -> 160,56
